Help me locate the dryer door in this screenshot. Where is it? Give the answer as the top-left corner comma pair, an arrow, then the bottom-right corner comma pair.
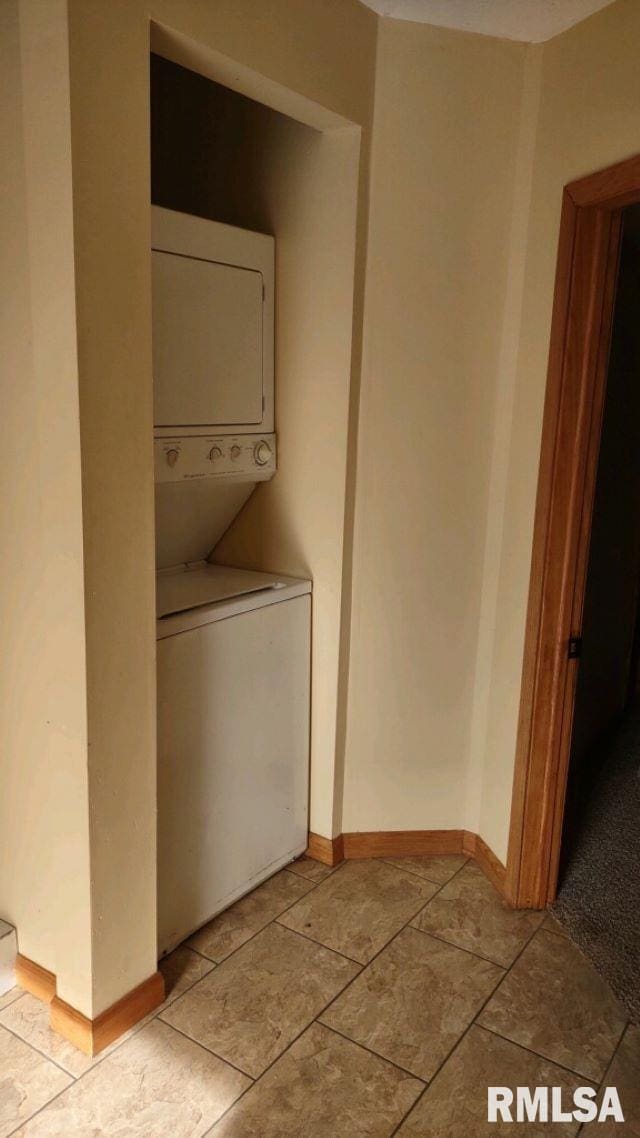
152,250 -> 263,427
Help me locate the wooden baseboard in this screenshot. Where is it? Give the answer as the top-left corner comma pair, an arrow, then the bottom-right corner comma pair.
16,955 -> 165,1057
50,972 -> 165,1056
306,832 -> 345,866
463,831 -> 508,897
306,828 -> 509,901
343,829 -> 464,858
16,954 -> 57,1003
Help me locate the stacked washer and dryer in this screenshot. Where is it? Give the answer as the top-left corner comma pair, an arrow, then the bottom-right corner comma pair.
152,206 -> 311,955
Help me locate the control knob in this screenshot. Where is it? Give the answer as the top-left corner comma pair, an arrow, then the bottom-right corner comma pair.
230,445 -> 242,461
166,448 -> 179,468
253,440 -> 272,467
208,445 -> 223,463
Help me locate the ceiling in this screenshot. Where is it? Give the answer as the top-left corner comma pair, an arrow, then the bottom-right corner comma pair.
359,0 -> 616,43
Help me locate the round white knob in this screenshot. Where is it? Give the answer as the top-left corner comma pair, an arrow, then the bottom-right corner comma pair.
230,445 -> 242,461
166,448 -> 179,468
208,445 -> 223,463
254,440 -> 272,466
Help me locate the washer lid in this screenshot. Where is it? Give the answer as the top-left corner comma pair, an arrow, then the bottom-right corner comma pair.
156,562 -> 295,619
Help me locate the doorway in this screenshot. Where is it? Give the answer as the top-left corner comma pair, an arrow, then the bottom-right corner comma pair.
560,206 -> 640,866
550,205 -> 640,1020
507,154 -> 640,912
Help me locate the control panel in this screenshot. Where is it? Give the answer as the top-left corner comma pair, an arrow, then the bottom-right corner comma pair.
155,433 -> 276,484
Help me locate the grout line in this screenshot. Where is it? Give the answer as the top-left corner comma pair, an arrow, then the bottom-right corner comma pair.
374,860 -> 467,892
373,855 -> 469,887
316,1020 -> 427,1084
406,924 -> 510,970
4,948 -> 263,1138
400,857 -> 473,919
5,1042 -> 83,1138
205,862 -> 472,1134
201,860 -> 474,1135
0,988 -> 23,1009
183,869 -> 327,969
477,1023 -> 600,1083
175,863 -> 471,1133
7,1079 -> 74,1138
273,920 -> 364,967
540,918 -> 571,940
159,929 -> 364,1083
305,860 -> 471,1028
183,943 -> 221,965
387,1087 -> 428,1137
156,1018 -> 257,1081
0,1015 -> 75,1080
8,863 -> 330,1126
390,906 -> 548,1136
575,1020 -> 631,1136
75,956 -> 222,1071
386,923 -> 515,1138
284,860 -> 341,883
537,925 -> 576,945
605,1019 -> 632,1075
472,920 -> 630,1087
10,944 -> 222,1104
204,950 -> 395,1134
470,915 -> 547,1012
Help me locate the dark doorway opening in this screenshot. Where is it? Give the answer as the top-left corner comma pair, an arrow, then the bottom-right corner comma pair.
555,204 -> 640,1021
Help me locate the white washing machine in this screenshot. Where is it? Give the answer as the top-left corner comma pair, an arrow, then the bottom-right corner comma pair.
151,206 -> 311,954
156,564 -> 310,955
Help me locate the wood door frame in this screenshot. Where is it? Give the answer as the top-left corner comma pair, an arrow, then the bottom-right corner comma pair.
506,154 -> 640,909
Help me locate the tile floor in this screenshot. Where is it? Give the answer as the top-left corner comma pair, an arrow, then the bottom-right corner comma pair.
0,854 -> 636,1136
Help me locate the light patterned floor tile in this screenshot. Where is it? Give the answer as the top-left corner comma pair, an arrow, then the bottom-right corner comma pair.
0,947 -> 215,1079
0,995 -> 96,1078
187,871 -> 314,962
12,1020 -> 249,1137
159,944 -> 216,1003
581,1023 -> 640,1135
396,1024 -> 591,1136
210,1022 -> 423,1137
286,857 -> 334,883
162,922 -> 359,1077
412,861 -> 545,966
543,913 -> 570,938
383,854 -> 467,884
0,1024 -> 71,1138
4,856 -> 620,1138
278,859 -> 438,963
0,988 -> 21,1014
321,927 -> 503,1080
478,929 -> 627,1081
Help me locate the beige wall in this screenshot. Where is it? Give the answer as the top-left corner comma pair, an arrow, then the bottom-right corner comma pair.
345,0 -> 640,862
476,0 -> 640,861
67,0 -> 375,1014
0,0 -> 93,1012
2,0 -> 376,1017
214,122 -> 362,840
343,19 -> 527,834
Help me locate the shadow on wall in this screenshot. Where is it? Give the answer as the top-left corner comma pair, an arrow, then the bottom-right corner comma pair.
153,53 -> 298,238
